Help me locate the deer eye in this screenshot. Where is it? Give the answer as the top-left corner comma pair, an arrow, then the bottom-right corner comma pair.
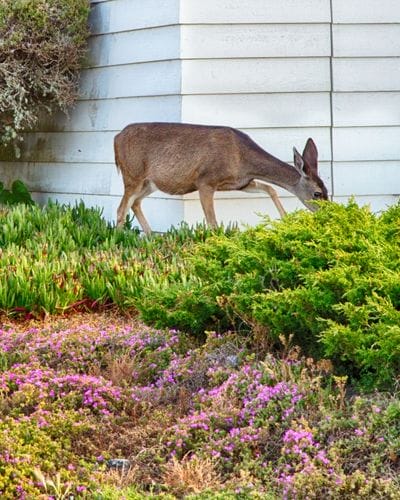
313,191 -> 323,199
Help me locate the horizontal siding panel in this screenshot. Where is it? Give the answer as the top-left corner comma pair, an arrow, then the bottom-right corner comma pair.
182,58 -> 330,94
14,132 -> 115,163
241,127 -> 331,162
0,163 -> 112,196
333,127 -> 400,161
79,61 -> 181,99
333,92 -> 400,126
333,0 -> 400,23
333,59 -> 400,91
88,27 -> 180,67
2,159 -> 331,202
134,196 -> 185,233
333,162 -> 400,195
11,132 -> 331,182
39,96 -> 182,132
35,193 -> 398,228
89,0 -> 180,35
180,0 -> 331,23
334,25 -> 400,57
5,127 -> 332,170
181,24 -> 331,58
182,93 -> 331,128
0,160 -> 192,199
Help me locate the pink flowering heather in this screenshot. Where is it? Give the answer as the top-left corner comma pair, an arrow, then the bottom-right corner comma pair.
277,426 -> 338,499
130,338 -> 245,407
0,323 -> 181,376
0,314 -> 398,498
167,362 -> 304,468
0,362 -> 123,415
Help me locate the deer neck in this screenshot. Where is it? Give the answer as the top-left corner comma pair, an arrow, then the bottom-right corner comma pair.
249,152 -> 301,191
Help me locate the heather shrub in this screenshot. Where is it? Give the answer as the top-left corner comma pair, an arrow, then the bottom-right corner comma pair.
167,361 -> 304,470
0,318 -> 192,498
0,0 -> 91,154
0,362 -> 125,416
0,322 -> 188,387
160,346 -> 400,498
1,314 -> 400,497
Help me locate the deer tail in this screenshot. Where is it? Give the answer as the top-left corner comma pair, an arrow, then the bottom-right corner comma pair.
114,135 -> 122,174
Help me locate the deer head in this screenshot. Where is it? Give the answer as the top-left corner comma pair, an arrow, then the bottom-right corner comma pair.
293,138 -> 328,211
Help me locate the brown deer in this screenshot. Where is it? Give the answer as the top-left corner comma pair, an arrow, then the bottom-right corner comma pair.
114,122 -> 328,234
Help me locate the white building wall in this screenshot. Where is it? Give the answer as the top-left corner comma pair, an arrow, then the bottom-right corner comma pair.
179,0 -> 333,225
0,0 -> 185,232
0,0 -> 399,231
331,0 -> 400,211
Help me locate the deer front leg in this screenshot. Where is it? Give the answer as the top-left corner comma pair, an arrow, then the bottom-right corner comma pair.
262,183 -> 286,218
241,180 -> 286,218
198,186 -> 218,228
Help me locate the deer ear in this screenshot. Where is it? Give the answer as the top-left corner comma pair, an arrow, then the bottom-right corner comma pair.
293,147 -> 304,172
302,138 -> 318,175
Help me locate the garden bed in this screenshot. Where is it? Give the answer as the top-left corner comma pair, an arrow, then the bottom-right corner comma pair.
0,200 -> 400,497
0,311 -> 399,499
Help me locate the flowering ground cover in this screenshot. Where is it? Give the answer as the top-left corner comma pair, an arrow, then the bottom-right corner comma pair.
0,312 -> 399,499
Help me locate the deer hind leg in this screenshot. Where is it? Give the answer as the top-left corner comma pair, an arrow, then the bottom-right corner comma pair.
241,180 -> 286,218
130,181 -> 156,235
117,181 -> 155,234
117,188 -> 136,228
198,185 -> 218,228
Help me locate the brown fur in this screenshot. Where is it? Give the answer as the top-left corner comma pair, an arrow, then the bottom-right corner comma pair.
114,122 -> 328,233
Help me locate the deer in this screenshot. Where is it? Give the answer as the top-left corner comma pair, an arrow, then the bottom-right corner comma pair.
114,122 -> 328,234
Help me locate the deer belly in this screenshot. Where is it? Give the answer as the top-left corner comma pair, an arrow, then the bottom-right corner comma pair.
150,178 -> 197,196
216,178 -> 252,191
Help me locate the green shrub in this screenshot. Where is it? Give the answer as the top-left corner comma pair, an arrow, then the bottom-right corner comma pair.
0,412 -> 96,499
0,0 -> 90,154
137,201 -> 400,388
0,180 -> 35,206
